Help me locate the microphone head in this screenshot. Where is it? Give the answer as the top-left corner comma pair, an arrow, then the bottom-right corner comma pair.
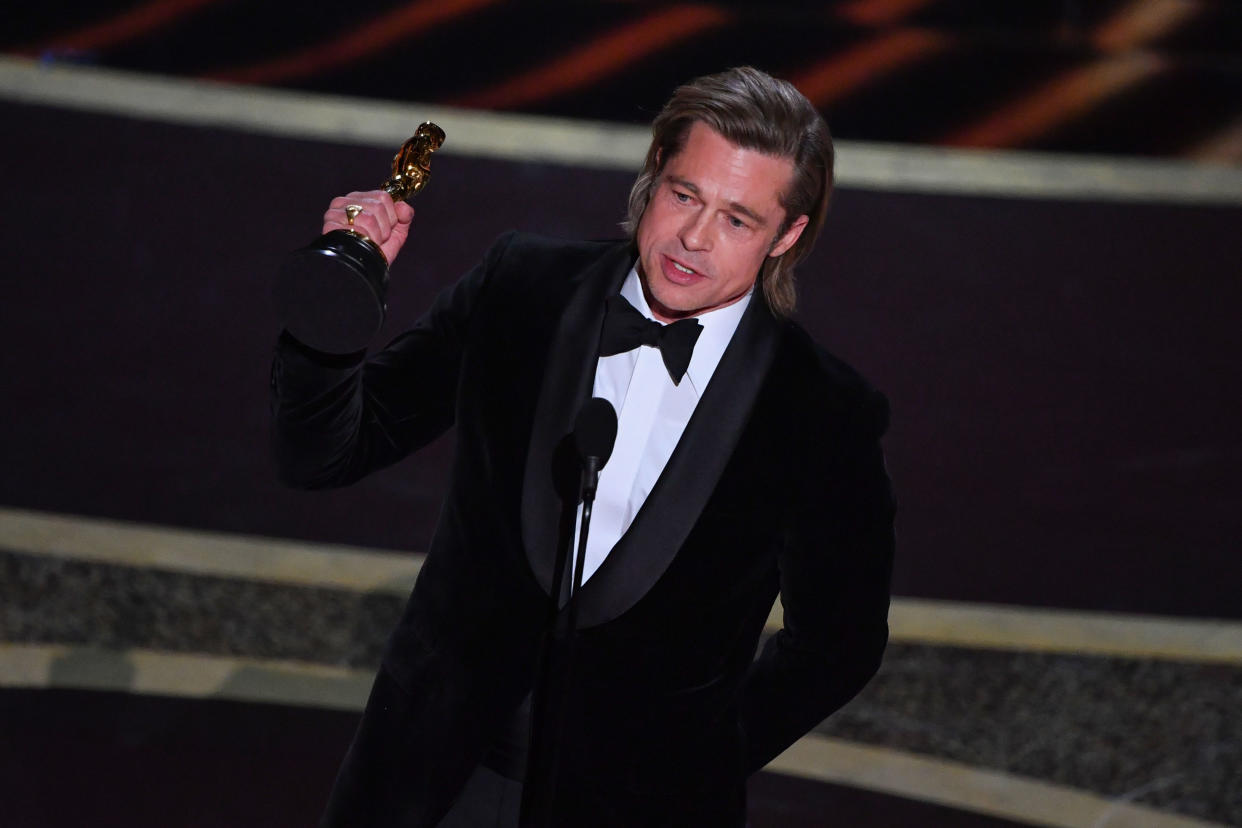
573,397 -> 618,466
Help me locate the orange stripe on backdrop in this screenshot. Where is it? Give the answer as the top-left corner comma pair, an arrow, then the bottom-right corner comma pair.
204,0 -> 501,85
789,29 -> 951,108
450,5 -> 731,111
1092,0 -> 1201,52
23,0 -> 223,54
942,52 -> 1166,149
835,0 -> 937,27
1186,117 -> 1242,164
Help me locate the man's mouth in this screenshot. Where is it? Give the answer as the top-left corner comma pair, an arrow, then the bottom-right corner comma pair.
662,254 -> 705,283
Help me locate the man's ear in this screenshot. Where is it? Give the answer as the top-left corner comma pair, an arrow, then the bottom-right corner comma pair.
769,214 -> 809,258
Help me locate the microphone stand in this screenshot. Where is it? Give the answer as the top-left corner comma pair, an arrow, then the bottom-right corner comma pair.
520,455 -> 604,827
522,398 -> 614,827
566,453 -> 602,647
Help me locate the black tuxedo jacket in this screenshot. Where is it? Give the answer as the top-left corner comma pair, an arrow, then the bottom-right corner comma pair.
271,232 -> 895,827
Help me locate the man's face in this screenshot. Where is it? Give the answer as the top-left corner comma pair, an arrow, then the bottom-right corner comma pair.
636,122 -> 809,323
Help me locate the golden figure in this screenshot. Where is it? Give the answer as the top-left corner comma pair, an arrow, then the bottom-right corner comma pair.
275,121 -> 447,354
382,122 -> 446,202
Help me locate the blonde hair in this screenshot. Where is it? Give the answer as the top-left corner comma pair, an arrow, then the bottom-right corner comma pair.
623,67 -> 834,317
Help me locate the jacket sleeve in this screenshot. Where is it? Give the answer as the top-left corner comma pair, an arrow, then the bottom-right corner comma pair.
270,231 -> 516,489
738,388 -> 896,773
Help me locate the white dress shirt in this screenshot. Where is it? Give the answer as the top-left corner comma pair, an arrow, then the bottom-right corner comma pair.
574,266 -> 751,586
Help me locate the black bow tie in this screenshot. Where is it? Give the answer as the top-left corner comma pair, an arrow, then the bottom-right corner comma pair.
598,294 -> 703,385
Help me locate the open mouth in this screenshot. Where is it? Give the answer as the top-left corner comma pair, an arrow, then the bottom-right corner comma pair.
663,254 -> 704,283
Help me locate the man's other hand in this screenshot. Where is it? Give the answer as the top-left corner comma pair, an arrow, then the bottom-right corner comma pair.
323,190 -> 415,264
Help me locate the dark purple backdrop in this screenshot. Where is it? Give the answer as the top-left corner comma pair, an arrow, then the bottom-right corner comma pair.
4,101 -> 1239,619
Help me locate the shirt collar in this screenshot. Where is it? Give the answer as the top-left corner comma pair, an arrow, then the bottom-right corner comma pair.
620,266 -> 751,395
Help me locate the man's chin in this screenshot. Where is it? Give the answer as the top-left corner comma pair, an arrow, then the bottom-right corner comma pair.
641,280 -> 693,318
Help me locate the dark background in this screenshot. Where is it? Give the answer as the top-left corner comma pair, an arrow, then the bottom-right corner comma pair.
4,97 -> 1239,620
4,5 -> 1241,826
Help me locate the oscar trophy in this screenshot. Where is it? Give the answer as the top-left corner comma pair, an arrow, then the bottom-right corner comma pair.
275,122 -> 446,354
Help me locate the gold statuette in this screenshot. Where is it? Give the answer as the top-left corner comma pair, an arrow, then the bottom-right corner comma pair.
383,121 -> 445,201
275,122 -> 446,354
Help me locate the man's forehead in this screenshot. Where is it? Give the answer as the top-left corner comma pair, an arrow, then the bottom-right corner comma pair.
661,123 -> 794,214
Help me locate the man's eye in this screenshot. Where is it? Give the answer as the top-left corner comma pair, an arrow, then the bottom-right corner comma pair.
673,191 -> 691,203
728,216 -> 747,229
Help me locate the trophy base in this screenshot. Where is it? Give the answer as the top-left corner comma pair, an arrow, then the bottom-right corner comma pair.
275,230 -> 389,354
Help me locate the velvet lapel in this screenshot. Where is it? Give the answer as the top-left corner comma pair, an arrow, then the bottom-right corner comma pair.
521,241 -> 634,597
574,292 -> 782,628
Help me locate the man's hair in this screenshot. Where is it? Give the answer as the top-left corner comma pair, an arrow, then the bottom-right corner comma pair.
623,66 -> 834,317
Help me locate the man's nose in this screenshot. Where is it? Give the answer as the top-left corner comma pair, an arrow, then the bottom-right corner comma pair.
679,210 -> 712,251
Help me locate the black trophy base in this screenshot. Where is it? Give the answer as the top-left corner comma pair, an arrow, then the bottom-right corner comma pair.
274,229 -> 389,354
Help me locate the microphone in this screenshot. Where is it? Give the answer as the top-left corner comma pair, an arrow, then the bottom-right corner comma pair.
568,396 -> 617,598
572,397 -> 617,503
522,397 -> 618,826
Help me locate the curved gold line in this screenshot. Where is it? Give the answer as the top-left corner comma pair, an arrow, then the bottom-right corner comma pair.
0,644 -> 1227,828
771,734 -> 1227,828
5,506 -> 1242,663
5,57 -> 1242,203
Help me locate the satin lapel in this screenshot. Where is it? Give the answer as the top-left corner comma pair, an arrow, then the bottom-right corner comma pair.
574,294 -> 783,628
521,241 -> 634,596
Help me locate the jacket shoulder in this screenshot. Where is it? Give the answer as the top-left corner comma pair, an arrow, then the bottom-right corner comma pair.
487,231 -> 629,274
775,320 -> 891,438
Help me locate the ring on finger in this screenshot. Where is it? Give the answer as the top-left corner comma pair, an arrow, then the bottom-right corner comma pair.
345,204 -> 364,226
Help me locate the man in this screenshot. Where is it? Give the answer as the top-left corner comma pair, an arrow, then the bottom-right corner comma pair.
272,66 -> 895,827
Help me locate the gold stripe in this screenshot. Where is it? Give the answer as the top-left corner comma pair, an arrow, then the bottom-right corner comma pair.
0,644 -> 1226,828
771,734 -> 1229,828
3,56 -> 1241,204
0,643 -> 372,710
886,598 -> 1242,664
0,506 -> 419,595
5,507 -> 1242,663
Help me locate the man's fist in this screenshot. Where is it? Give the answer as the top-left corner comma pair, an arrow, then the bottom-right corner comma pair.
323,190 -> 415,264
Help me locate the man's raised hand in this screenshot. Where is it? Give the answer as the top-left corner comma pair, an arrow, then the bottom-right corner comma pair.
323,190 -> 415,264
